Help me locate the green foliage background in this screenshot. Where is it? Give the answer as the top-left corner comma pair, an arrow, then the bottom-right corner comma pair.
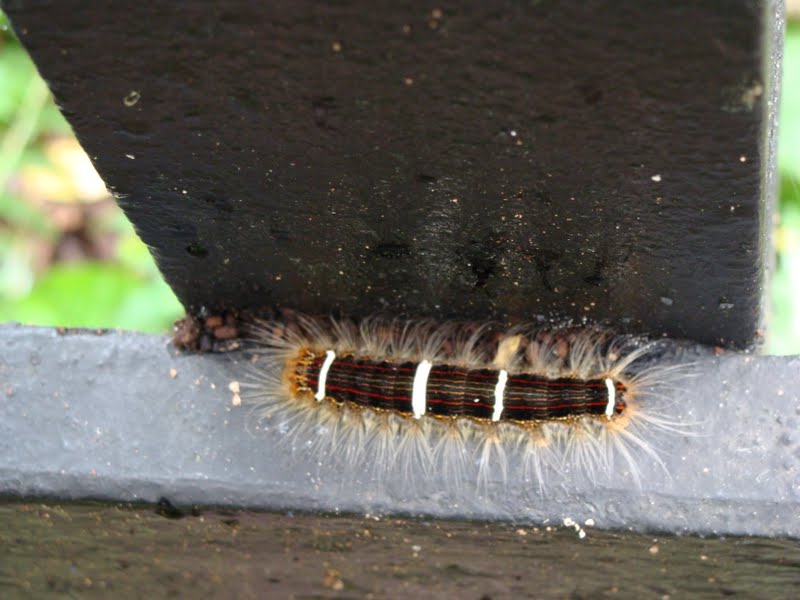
771,21 -> 800,353
0,12 -> 798,351
0,12 -> 183,333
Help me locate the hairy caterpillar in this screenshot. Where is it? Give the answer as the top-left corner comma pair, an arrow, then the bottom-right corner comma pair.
243,314 -> 688,492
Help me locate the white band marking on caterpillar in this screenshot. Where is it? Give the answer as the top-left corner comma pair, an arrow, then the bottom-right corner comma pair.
493,369 -> 508,422
314,350 -> 336,401
412,360 -> 433,419
604,377 -> 615,418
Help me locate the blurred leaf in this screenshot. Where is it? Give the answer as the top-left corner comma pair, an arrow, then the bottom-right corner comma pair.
0,262 -> 183,333
771,200 -> 800,354
0,191 -> 53,234
780,174 -> 800,209
33,100 -> 72,136
770,23 -> 800,353
116,226 -> 164,276
780,23 -> 800,180
0,236 -> 36,299
0,11 -> 71,136
12,137 -> 108,204
0,43 -> 35,125
115,278 -> 186,333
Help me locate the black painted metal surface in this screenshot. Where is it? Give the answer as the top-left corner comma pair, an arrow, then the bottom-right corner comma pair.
3,0 -> 783,347
1,326 -> 799,537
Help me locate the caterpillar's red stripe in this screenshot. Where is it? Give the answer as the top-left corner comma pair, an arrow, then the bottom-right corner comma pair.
307,378 -> 612,413
312,357 -> 611,389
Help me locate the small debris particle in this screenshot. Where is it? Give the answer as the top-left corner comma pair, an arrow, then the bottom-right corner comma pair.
322,568 -> 344,591
739,83 -> 763,110
562,517 -> 587,539
515,529 -> 527,536
173,316 -> 201,348
584,518 -> 595,527
651,174 -> 662,182
649,544 -> 660,554
155,497 -> 188,519
431,8 -> 443,19
228,381 -> 242,406
123,90 -> 141,107
403,77 -> 414,86
172,312 -> 241,353
125,154 -> 135,160
213,325 -> 238,340
205,315 -> 224,328
331,41 -> 342,52
169,368 -> 177,378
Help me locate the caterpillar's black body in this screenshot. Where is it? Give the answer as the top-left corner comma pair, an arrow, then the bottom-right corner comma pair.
297,353 -> 627,423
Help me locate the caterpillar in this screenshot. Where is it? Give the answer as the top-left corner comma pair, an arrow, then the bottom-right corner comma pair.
243,313 -> 688,493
